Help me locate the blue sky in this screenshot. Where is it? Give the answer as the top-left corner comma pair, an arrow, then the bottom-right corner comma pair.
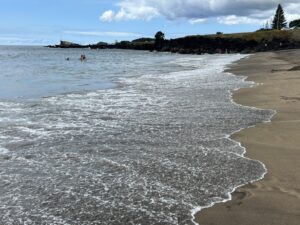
0,0 -> 299,45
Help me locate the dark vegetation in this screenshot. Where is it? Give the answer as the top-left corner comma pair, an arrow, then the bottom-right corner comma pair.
154,31 -> 165,49
47,5 -> 300,54
290,19 -> 300,28
48,29 -> 300,54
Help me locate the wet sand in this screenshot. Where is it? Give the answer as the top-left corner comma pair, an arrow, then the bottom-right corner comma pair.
196,50 -> 300,225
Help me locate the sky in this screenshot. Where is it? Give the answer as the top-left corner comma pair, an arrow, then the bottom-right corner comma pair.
0,0 -> 300,45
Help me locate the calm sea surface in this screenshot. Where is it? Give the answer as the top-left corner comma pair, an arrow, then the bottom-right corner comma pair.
0,46 -> 274,225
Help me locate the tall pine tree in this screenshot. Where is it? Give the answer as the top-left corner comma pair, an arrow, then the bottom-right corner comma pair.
272,4 -> 287,30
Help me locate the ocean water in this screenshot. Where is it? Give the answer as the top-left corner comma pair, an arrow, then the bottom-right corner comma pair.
0,46 -> 274,225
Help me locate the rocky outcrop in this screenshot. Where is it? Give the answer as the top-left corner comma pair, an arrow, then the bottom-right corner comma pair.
47,41 -> 89,48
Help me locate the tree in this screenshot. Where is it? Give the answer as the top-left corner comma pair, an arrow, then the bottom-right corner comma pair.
289,19 -> 300,28
154,31 -> 165,50
155,31 -> 165,41
272,4 -> 287,30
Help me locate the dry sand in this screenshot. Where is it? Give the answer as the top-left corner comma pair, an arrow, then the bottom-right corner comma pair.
196,50 -> 300,225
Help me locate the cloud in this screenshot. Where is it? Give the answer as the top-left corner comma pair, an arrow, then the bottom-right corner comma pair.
217,15 -> 263,25
64,30 -> 140,37
285,2 -> 300,21
189,18 -> 207,25
100,0 -> 300,25
100,10 -> 115,22
100,1 -> 159,22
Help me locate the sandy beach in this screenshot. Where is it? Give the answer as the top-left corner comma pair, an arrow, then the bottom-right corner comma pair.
196,50 -> 300,225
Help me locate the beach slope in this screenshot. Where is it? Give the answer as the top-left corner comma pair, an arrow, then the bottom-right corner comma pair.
196,50 -> 300,225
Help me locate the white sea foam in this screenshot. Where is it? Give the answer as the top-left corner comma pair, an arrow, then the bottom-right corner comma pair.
0,147 -> 9,154
191,55 -> 276,225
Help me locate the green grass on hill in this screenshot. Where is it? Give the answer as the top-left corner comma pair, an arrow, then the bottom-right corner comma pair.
191,30 -> 300,42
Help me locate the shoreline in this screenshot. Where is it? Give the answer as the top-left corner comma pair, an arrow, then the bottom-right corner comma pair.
196,50 -> 300,225
191,54 -> 275,224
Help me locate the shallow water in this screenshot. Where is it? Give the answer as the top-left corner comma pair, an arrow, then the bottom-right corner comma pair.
0,47 -> 274,225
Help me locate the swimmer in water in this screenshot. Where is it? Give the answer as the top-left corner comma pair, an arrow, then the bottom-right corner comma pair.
80,54 -> 86,61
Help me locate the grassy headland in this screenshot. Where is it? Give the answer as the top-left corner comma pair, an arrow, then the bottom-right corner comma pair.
48,30 -> 300,54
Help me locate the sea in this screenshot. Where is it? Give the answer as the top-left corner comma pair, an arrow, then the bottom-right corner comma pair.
0,46 -> 274,225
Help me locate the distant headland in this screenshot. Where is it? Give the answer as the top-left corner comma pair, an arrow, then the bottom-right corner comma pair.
47,29 -> 300,54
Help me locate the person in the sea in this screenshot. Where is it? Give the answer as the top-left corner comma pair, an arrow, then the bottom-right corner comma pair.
80,54 -> 86,61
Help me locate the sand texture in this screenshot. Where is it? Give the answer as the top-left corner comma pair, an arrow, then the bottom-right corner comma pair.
196,50 -> 300,225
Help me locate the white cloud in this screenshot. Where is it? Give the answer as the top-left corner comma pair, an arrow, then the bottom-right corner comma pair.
217,15 -> 264,25
100,10 -> 115,22
285,3 -> 300,22
189,18 -> 207,25
100,2 -> 159,22
100,0 -> 300,25
286,13 -> 300,22
64,30 -> 140,37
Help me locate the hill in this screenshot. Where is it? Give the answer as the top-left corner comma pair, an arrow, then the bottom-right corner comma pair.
48,30 -> 300,54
